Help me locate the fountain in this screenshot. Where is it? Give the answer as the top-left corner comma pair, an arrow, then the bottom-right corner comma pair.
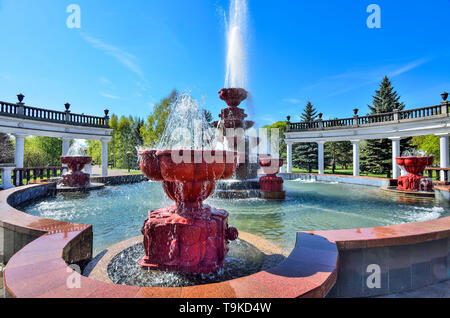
259,155 -> 286,200
138,149 -> 239,273
212,88 -> 262,198
58,140 -> 104,192
396,155 -> 434,192
60,156 -> 92,187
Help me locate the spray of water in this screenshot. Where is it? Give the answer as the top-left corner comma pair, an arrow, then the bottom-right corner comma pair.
225,0 -> 248,89
67,139 -> 88,156
157,92 -> 218,151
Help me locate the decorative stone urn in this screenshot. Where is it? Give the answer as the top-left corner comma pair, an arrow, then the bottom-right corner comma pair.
60,156 -> 92,187
138,149 -> 239,273
396,156 -> 434,192
259,156 -> 286,200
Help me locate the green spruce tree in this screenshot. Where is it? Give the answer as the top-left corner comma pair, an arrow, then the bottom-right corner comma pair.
362,76 -> 409,178
292,101 -> 319,172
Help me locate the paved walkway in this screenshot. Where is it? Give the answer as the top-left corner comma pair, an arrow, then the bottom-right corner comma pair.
91,166 -> 141,177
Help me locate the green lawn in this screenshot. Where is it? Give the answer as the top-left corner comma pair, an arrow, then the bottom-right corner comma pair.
291,167 -> 388,178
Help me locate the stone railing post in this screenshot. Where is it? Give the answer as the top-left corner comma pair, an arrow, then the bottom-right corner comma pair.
393,109 -> 400,122
286,116 -> 291,132
104,109 -> 110,127
16,93 -> 25,116
441,92 -> 449,115
64,103 -> 71,123
353,108 -> 359,127
0,164 -> 15,189
318,113 -> 323,129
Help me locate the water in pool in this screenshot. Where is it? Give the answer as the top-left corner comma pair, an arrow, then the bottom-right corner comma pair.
20,180 -> 450,255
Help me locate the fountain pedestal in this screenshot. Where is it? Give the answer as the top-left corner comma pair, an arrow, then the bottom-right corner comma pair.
213,88 -> 262,199
259,156 -> 285,200
396,157 -> 434,192
138,149 -> 238,273
60,156 -> 92,188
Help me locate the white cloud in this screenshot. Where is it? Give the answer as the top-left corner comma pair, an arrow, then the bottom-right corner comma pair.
82,34 -> 144,79
283,98 -> 302,104
100,92 -> 120,99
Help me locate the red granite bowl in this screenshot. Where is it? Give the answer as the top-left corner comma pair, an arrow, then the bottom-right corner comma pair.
139,149 -> 238,206
157,150 -> 226,182
398,156 -> 434,175
138,149 -> 164,181
259,158 -> 284,175
219,88 -> 248,107
60,156 -> 92,172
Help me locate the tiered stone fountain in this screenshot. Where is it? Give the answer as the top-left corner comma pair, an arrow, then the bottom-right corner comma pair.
138,149 -> 239,273
259,155 -> 285,200
60,156 -> 92,188
213,88 -> 262,199
396,156 -> 434,193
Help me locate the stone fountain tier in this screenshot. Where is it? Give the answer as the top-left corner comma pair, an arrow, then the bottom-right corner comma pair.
396,156 -> 434,193
212,88 -> 263,199
60,156 -> 92,188
138,149 -> 239,273
58,156 -> 104,192
259,156 -> 286,200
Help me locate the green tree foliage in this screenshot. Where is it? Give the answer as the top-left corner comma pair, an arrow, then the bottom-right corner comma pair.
292,101 -> 318,172
411,135 -> 441,165
203,109 -> 214,125
0,133 -> 14,163
361,76 -> 410,178
325,141 -> 352,173
141,90 -> 178,147
87,115 -> 144,169
262,121 -> 287,159
23,136 -> 62,167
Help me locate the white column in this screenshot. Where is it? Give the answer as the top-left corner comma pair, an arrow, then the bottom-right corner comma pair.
101,139 -> 109,177
439,134 -> 449,181
14,134 -> 26,169
317,141 -> 325,175
287,142 -> 293,173
390,137 -> 401,179
62,138 -> 71,156
351,140 -> 360,176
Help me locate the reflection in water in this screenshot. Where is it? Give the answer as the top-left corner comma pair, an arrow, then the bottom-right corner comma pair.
19,180 -> 450,255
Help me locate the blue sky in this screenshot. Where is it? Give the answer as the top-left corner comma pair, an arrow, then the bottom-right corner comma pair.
0,0 -> 449,126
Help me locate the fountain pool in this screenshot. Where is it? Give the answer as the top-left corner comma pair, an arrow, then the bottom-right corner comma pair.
19,180 -> 450,256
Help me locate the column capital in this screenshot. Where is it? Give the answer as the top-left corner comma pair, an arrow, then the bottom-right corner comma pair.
435,133 -> 450,137
316,141 -> 326,145
285,140 -> 294,146
13,133 -> 28,138
350,140 -> 361,144
389,137 -> 402,141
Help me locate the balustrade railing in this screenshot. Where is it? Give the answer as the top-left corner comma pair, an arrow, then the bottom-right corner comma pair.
425,167 -> 450,183
12,167 -> 68,187
0,94 -> 110,128
287,93 -> 449,132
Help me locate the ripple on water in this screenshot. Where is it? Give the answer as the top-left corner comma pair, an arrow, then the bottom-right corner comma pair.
107,239 -> 266,287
